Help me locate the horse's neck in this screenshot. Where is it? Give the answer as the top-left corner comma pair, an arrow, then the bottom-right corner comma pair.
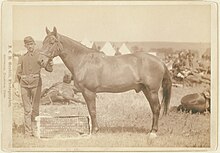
60,35 -> 92,53
59,49 -> 82,74
58,36 -> 91,75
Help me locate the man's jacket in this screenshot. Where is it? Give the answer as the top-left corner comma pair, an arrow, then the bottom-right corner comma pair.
16,49 -> 53,88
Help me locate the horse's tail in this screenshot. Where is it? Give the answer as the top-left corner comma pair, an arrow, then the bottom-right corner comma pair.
161,64 -> 172,115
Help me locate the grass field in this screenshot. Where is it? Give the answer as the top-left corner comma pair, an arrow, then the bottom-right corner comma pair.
12,64 -> 210,150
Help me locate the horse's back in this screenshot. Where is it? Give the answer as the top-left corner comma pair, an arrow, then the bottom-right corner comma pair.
132,51 -> 165,71
102,52 -> 165,85
102,52 -> 163,65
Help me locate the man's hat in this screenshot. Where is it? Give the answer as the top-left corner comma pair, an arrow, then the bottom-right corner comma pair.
24,36 -> 35,44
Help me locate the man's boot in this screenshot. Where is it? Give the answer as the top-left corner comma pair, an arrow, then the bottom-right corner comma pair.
31,121 -> 38,138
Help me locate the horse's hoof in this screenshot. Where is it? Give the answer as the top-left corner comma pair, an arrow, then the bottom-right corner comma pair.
147,132 -> 157,139
91,127 -> 99,134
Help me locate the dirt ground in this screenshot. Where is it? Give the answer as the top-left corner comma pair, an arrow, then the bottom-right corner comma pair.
12,64 -> 211,150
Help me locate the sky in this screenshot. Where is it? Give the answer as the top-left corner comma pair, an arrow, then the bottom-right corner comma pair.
13,4 -> 211,42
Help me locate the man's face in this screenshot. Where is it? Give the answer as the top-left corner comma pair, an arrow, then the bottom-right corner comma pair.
63,74 -> 72,84
25,42 -> 35,52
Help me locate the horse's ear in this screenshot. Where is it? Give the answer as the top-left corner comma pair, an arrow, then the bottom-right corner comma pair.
46,27 -> 50,35
53,27 -> 57,37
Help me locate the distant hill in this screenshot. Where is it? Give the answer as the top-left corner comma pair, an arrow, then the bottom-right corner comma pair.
100,41 -> 210,55
13,40 -> 210,56
126,41 -> 210,54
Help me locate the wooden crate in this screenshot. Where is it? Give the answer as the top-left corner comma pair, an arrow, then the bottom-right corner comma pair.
36,104 -> 91,138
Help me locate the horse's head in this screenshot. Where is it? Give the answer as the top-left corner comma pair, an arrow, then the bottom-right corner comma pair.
38,27 -> 63,68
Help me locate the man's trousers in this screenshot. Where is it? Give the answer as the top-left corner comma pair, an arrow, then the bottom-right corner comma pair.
20,85 -> 41,136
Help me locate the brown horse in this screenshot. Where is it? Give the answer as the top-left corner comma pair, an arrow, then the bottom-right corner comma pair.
38,27 -> 172,137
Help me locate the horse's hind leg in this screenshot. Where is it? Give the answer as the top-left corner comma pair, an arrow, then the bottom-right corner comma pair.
142,87 -> 161,135
82,89 -> 99,134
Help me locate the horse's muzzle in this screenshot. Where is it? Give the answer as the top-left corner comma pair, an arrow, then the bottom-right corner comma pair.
38,54 -> 48,68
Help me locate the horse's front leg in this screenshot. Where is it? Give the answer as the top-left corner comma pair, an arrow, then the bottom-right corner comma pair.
82,89 -> 99,134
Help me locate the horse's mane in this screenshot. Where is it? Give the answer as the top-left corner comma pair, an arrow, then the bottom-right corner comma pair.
58,34 -> 105,65
59,34 -> 99,53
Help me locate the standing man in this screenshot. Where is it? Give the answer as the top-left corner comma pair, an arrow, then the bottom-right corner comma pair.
14,36 -> 53,137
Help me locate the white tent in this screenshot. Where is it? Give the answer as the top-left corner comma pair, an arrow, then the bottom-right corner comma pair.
100,42 -> 116,56
148,52 -> 157,56
81,37 -> 93,48
53,56 -> 63,64
119,43 -> 131,55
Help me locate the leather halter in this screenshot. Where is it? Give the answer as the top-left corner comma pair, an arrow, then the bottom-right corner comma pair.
40,35 -> 63,59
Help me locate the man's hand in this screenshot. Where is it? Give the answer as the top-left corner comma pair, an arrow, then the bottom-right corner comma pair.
48,59 -> 54,66
45,59 -> 53,72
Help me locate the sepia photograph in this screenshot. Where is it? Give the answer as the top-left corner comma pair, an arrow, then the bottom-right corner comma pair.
1,0 -> 218,152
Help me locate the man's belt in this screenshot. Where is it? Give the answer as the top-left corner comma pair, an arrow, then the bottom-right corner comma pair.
21,74 -> 40,78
